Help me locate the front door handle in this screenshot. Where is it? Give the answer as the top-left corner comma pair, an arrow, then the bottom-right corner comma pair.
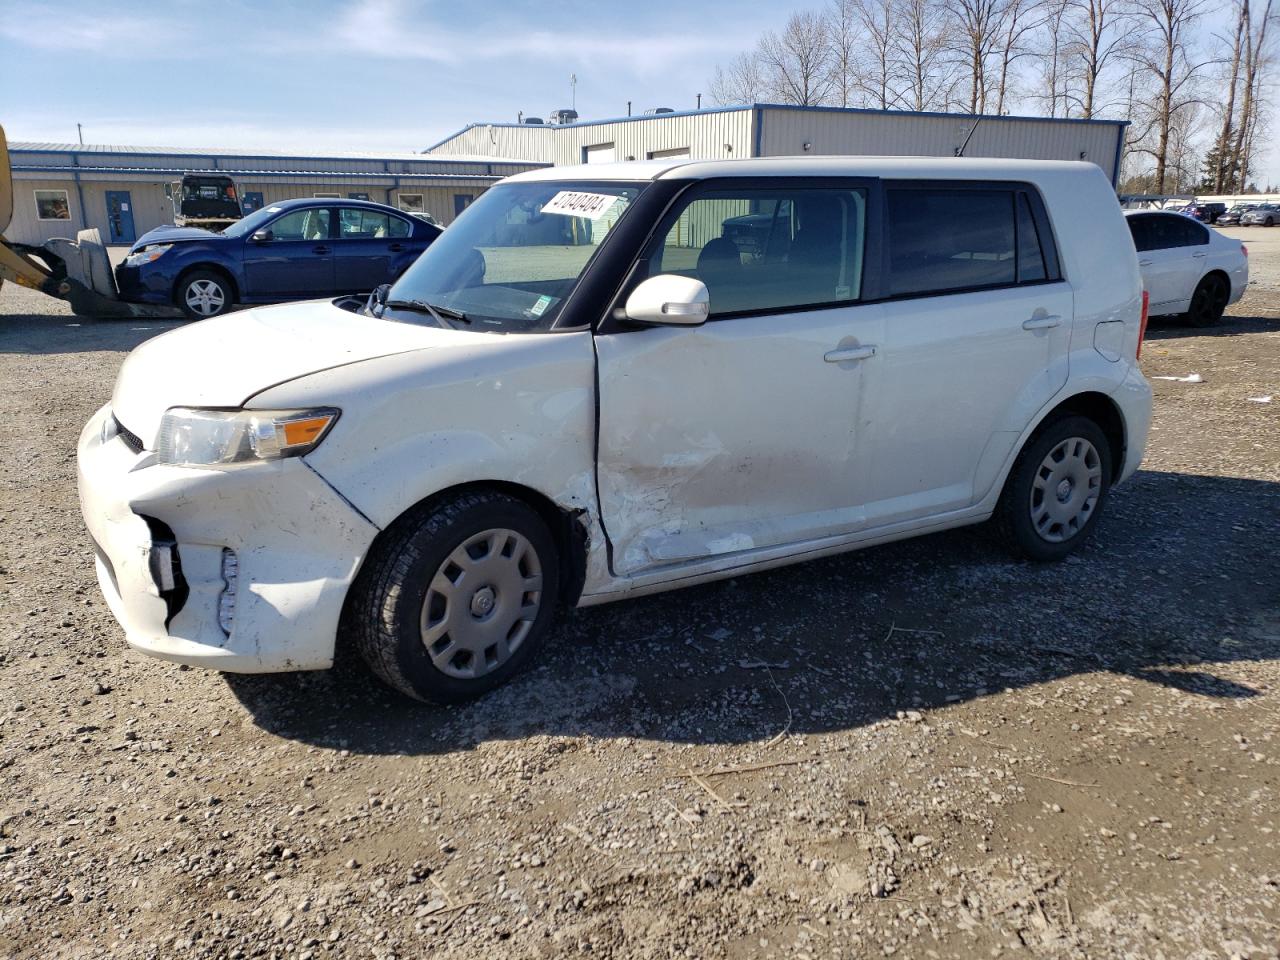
824,344 -> 876,363
312,245 -> 330,255
1138,258 -> 1154,266
1022,314 -> 1062,330
1192,251 -> 1207,258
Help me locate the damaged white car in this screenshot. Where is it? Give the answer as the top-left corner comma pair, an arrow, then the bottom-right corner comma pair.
78,157 -> 1153,703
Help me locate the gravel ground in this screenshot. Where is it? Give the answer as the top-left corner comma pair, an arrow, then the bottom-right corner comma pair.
1,267 -> 1278,960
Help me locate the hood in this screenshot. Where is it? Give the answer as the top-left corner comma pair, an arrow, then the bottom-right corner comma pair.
130,225 -> 222,251
111,299 -> 464,444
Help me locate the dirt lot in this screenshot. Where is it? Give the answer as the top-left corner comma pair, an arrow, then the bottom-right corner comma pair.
1,258 -> 1278,959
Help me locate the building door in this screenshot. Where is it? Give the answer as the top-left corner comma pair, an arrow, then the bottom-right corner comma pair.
242,191 -> 265,214
105,191 -> 136,244
454,194 -> 474,217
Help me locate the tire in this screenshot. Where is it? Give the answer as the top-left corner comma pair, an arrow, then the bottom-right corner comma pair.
994,416 -> 1113,562
176,270 -> 233,320
1184,274 -> 1229,328
345,490 -> 560,704
1267,218 -> 1275,228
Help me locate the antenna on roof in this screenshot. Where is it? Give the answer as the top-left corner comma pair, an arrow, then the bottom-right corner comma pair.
570,73 -> 577,112
955,117 -> 981,157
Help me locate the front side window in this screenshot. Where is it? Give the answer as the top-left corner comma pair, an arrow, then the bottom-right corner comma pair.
385,180 -> 643,332
647,187 -> 867,317
269,207 -> 331,241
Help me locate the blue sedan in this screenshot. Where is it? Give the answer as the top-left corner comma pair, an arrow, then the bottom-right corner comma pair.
115,198 -> 442,319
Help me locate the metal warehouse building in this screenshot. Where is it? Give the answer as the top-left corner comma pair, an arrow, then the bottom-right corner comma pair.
6,143 -> 548,246
427,103 -> 1128,183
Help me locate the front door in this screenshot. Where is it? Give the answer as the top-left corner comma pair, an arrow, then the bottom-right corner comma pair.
596,181 -> 883,576
454,194 -> 474,217
242,206 -> 335,299
241,191 -> 265,214
856,183 -> 1074,526
105,191 -> 135,244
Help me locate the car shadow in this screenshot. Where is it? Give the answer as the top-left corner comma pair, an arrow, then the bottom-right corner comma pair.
1145,307 -> 1280,340
226,468 -> 1280,756
0,307 -> 185,356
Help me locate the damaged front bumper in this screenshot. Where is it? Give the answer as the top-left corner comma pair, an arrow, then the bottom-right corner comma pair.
76,404 -> 379,672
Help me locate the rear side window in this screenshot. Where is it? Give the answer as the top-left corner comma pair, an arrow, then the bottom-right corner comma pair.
885,185 -> 1056,297
1131,213 -> 1208,251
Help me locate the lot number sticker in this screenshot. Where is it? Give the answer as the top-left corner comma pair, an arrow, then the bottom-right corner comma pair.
541,191 -> 618,220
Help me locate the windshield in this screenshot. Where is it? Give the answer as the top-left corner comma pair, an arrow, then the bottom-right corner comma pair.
384,180 -> 644,332
222,204 -> 284,238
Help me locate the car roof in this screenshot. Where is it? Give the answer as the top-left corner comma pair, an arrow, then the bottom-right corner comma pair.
503,155 -> 1103,185
262,197 -> 406,213
1123,209 -> 1189,217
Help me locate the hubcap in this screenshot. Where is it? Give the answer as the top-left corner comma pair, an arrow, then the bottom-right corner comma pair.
1029,437 -> 1102,544
185,279 -> 225,316
419,528 -> 543,680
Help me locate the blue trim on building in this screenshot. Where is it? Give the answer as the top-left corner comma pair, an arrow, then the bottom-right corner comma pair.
751,106 -> 763,158
1110,125 -> 1128,186
11,145 -> 547,170
12,163 -> 504,182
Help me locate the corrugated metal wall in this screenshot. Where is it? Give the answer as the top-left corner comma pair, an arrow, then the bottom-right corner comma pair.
757,108 -> 1123,179
428,110 -> 757,165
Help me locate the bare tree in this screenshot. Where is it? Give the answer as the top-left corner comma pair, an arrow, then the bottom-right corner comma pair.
1032,0 -> 1073,116
758,10 -> 837,106
1063,0 -> 1131,118
949,0 -> 1006,112
1127,0 -> 1210,192
897,0 -> 958,109
827,0 -> 861,107
1228,0 -> 1276,189
993,0 -> 1045,114
709,52 -> 769,105
850,0 -> 902,108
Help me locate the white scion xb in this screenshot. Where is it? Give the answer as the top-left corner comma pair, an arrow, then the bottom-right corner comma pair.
78,157 -> 1153,703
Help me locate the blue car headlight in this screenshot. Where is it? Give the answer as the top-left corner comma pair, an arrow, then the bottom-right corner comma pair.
124,244 -> 173,268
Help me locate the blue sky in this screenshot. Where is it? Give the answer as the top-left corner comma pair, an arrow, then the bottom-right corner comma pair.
0,0 -> 768,152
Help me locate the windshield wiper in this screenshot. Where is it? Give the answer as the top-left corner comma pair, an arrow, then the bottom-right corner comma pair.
383,298 -> 470,328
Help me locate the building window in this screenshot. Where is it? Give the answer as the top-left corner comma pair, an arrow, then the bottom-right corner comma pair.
313,192 -> 341,199
398,194 -> 425,214
647,147 -> 691,160
35,189 -> 70,221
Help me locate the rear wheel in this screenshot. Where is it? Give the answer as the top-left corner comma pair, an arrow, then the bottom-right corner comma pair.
346,491 -> 560,704
1185,274 -> 1228,328
177,270 -> 232,320
994,416 -> 1113,562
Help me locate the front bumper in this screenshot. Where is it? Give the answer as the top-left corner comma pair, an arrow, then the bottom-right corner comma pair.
114,262 -> 177,305
76,404 -> 379,672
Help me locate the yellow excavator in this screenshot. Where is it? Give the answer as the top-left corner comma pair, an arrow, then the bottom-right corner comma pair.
0,124 -> 176,317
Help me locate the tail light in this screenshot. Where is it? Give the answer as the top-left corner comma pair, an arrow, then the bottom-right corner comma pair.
1242,244 -> 1248,257
1136,290 -> 1150,359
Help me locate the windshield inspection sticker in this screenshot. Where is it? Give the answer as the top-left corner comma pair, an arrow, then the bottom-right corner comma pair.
529,295 -> 556,317
541,191 -> 618,220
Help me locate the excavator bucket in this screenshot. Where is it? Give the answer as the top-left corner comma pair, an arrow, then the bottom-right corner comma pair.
0,124 -> 178,317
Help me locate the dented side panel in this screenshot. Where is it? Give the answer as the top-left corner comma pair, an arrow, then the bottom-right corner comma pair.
595,306 -> 886,577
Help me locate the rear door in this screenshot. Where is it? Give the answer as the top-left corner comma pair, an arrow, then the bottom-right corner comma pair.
856,182 -> 1074,525
333,207 -> 414,292
242,206 -> 335,299
1130,213 -> 1194,311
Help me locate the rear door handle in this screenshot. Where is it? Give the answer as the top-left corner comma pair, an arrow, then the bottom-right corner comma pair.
312,245 -> 330,255
388,242 -> 404,252
1138,258 -> 1154,266
824,344 -> 876,363
1192,252 -> 1207,258
1022,314 -> 1062,330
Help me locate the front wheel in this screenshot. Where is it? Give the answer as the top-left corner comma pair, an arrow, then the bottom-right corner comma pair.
994,416 -> 1113,562
1185,274 -> 1228,328
177,270 -> 232,320
346,491 -> 560,704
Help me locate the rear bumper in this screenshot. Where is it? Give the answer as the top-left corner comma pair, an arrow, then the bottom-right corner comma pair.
77,404 -> 379,672
1110,364 -> 1152,485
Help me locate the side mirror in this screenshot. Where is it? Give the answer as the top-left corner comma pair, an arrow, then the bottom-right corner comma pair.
371,283 -> 391,310
251,229 -> 274,242
624,274 -> 709,326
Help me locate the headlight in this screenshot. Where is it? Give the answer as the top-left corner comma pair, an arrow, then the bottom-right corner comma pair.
124,244 -> 173,268
156,407 -> 339,466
